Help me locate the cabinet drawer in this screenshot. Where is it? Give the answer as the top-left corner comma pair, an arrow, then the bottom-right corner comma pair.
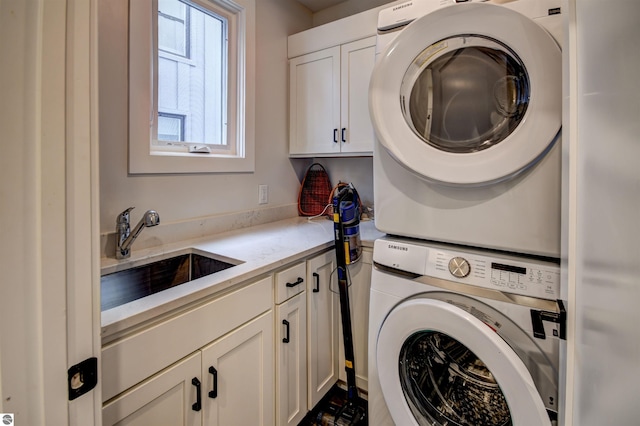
275,262 -> 306,304
102,276 -> 273,402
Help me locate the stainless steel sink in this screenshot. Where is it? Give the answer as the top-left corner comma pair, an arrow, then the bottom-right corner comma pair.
101,251 -> 241,311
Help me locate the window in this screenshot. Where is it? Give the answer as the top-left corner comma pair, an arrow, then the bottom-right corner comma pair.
158,112 -> 185,141
129,0 -> 255,174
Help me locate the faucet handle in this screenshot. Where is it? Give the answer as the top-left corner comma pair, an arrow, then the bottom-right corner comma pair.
117,207 -> 135,224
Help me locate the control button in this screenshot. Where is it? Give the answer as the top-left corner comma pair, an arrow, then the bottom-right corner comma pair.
448,257 -> 470,278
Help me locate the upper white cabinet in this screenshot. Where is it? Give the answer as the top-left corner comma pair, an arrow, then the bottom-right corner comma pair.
289,36 -> 376,157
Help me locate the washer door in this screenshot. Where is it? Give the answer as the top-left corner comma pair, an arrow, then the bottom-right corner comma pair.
369,3 -> 561,185
376,298 -> 550,425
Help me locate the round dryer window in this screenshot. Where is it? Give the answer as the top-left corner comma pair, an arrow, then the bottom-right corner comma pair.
369,2 -> 561,185
401,36 -> 529,154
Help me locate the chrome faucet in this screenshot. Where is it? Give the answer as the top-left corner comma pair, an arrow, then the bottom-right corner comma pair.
116,207 -> 160,259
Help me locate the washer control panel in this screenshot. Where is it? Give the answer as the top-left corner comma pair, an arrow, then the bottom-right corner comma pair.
373,237 -> 560,300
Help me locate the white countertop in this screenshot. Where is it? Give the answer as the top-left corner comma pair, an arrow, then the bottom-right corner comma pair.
101,216 -> 384,339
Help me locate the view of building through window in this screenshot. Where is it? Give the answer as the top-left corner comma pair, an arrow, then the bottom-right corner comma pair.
156,0 -> 227,146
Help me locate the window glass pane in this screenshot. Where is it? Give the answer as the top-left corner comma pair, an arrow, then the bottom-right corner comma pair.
158,0 -> 187,56
158,114 -> 184,141
401,36 -> 529,154
156,0 -> 227,146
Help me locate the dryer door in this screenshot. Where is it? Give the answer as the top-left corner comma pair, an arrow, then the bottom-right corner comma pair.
369,2 -> 561,185
376,298 -> 551,426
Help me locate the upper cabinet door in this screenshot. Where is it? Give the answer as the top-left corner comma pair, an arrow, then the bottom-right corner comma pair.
289,36 -> 376,157
340,36 -> 376,154
289,47 -> 341,156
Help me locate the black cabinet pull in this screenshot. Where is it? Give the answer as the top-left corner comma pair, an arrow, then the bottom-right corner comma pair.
286,277 -> 304,288
191,377 -> 202,411
341,128 -> 346,142
313,272 -> 320,293
208,366 -> 218,399
282,320 -> 290,343
333,128 -> 338,143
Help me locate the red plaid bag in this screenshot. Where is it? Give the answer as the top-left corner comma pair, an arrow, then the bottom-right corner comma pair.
298,163 -> 332,216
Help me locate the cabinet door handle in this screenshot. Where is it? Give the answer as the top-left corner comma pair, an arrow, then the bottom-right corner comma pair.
313,272 -> 320,293
191,377 -> 202,411
341,127 -> 346,143
286,277 -> 304,288
208,366 -> 218,399
282,319 -> 290,343
333,128 -> 338,143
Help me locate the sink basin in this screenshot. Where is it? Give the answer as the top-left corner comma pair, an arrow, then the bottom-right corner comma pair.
101,251 -> 241,311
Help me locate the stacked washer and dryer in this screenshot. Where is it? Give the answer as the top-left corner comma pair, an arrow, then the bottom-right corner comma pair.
367,0 -> 565,425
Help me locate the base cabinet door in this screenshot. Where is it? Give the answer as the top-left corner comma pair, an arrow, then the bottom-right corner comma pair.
337,248 -> 372,392
201,311 -> 275,426
276,292 -> 308,426
102,352 -> 202,426
307,250 -> 339,408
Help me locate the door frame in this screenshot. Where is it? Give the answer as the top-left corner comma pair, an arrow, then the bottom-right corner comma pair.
0,0 -> 101,423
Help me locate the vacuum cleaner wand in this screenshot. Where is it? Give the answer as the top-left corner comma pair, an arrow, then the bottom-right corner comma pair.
332,185 -> 366,425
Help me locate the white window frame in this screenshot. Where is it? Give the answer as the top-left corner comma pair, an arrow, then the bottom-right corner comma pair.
129,0 -> 255,174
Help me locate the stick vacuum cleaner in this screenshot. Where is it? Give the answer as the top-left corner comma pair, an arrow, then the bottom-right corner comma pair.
331,184 -> 366,425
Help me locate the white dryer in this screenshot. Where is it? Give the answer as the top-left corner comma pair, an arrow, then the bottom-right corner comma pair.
368,236 -> 564,425
369,0 -> 563,257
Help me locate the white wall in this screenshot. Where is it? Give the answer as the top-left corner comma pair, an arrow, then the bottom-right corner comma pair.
312,0 -> 393,26
99,0 -> 312,234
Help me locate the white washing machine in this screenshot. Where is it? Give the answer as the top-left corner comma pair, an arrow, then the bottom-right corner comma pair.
368,236 -> 564,425
369,0 -> 563,258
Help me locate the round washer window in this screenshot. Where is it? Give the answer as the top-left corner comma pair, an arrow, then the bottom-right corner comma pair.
399,331 -> 512,426
400,36 -> 529,154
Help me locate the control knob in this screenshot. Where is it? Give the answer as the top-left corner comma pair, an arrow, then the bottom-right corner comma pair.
448,256 -> 470,278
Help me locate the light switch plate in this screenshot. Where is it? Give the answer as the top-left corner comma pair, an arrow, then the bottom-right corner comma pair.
259,185 -> 268,204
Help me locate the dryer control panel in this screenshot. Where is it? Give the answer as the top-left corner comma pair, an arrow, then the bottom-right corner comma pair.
374,237 -> 560,300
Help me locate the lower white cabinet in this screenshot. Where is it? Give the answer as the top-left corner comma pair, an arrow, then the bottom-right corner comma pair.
103,311 -> 274,426
337,248 -> 372,392
102,352 -> 201,426
306,250 -> 340,409
102,247 -> 372,426
275,292 -> 308,426
202,311 -> 275,426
